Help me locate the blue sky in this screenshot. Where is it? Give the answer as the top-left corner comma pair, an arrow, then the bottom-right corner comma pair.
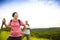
0,0 -> 60,29
0,0 -> 60,6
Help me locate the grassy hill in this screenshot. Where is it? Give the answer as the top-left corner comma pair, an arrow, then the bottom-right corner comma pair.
31,27 -> 60,40
0,27 -> 60,40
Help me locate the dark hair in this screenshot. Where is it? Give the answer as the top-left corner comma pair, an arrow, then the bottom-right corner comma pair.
12,12 -> 17,17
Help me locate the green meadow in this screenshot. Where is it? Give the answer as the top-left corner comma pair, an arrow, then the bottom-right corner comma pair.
0,31 -> 49,40
0,27 -> 60,40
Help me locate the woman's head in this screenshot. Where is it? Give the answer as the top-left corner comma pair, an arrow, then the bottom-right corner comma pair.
25,20 -> 28,24
12,12 -> 18,19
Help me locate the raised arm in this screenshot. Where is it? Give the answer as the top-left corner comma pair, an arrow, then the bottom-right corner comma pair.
2,18 -> 10,28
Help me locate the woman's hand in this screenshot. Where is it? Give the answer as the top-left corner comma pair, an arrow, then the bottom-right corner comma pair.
21,31 -> 23,34
2,18 -> 11,28
2,18 -> 6,24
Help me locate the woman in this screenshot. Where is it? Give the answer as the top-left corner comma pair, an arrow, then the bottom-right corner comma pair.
2,12 -> 26,40
22,20 -> 30,40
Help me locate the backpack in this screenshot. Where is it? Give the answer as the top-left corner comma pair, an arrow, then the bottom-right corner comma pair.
10,19 -> 20,24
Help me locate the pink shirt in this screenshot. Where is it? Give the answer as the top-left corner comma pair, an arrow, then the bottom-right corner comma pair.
8,19 -> 24,37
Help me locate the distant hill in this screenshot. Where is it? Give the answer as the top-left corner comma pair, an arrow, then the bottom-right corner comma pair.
31,27 -> 60,32
0,27 -> 60,32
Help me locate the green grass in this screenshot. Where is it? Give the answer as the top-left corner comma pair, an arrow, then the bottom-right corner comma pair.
0,31 -> 49,40
0,31 -> 9,40
23,37 -> 49,40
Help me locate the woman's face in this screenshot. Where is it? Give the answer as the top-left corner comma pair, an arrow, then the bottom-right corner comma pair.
14,13 -> 18,19
25,20 -> 28,24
